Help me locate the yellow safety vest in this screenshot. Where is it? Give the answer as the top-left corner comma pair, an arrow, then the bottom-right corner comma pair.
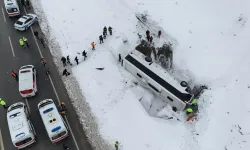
0,100 -> 6,105
23,37 -> 28,42
19,40 -> 24,45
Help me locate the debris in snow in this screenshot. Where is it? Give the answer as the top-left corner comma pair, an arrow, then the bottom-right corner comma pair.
95,68 -> 104,70
238,125 -> 244,135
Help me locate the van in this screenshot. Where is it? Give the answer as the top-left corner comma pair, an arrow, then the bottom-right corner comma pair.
123,50 -> 194,111
19,65 -> 37,98
38,99 -> 68,143
7,102 -> 36,149
4,0 -> 20,17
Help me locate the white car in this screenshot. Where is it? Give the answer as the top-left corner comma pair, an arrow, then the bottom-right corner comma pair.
14,13 -> 38,31
19,65 -> 37,98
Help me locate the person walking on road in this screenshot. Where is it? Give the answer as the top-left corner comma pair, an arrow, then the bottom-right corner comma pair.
75,56 -> 79,65
66,55 -> 72,65
62,69 -> 70,77
19,39 -> 25,49
20,0 -> 25,7
34,31 -> 39,38
23,37 -> 29,47
0,98 -> 8,109
99,35 -> 104,44
82,50 -> 87,61
91,42 -> 96,50
108,26 -> 113,35
63,144 -> 70,150
61,57 -> 67,67
114,141 -> 119,150
40,38 -> 45,48
11,71 -> 18,81
41,58 -> 47,67
25,0 -> 30,9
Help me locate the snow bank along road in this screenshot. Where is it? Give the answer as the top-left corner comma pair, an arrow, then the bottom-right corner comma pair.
0,3 -> 92,150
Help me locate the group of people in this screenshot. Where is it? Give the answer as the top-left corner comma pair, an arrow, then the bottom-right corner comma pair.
19,37 -> 29,49
61,26 -> 113,77
186,99 -> 198,115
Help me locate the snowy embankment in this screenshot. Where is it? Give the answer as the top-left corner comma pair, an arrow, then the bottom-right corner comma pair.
31,0 -> 250,150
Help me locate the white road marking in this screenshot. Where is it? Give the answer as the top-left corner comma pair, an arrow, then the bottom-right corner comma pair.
8,36 -> 15,57
1,7 -> 6,23
24,7 -> 80,150
24,98 -> 31,113
0,128 -> 5,150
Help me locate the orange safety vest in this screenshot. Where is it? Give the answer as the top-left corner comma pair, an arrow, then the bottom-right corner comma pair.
11,72 -> 17,77
91,42 -> 95,47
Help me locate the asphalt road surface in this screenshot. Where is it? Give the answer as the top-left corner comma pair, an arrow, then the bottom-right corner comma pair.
0,3 -> 92,150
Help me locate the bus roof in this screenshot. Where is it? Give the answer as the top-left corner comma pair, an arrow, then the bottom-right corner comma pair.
7,105 -> 30,142
4,0 -> 18,7
38,99 -> 66,137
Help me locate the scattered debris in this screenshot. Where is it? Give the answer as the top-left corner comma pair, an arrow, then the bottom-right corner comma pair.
238,125 -> 244,135
96,68 -> 104,70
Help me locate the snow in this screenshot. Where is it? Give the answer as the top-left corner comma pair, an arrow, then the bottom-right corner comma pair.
31,0 -> 250,150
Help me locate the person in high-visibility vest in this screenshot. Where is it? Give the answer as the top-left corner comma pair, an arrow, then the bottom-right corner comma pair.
19,39 -> 25,48
114,141 -> 119,150
0,99 -> 8,109
23,37 -> 29,47
11,71 -> 18,81
191,99 -> 197,106
186,107 -> 193,115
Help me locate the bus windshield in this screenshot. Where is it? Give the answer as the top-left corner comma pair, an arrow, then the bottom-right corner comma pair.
7,8 -> 18,13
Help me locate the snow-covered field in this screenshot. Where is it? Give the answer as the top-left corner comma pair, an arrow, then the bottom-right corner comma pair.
31,0 -> 250,150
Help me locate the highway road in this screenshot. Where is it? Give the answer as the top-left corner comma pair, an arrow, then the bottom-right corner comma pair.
0,2 -> 92,150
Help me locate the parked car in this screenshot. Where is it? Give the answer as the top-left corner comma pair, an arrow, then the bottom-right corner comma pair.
14,14 -> 38,31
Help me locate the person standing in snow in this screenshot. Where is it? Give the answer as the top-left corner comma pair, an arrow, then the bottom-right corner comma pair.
103,26 -> 107,36
91,42 -> 96,50
62,69 -> 70,76
158,30 -> 162,38
146,35 -> 150,42
82,50 -> 87,61
108,26 -> 113,35
75,56 -> 79,65
61,57 -> 67,66
118,54 -> 121,62
103,31 -> 106,39
66,55 -> 72,65
114,141 -> 119,150
149,36 -> 153,43
186,107 -> 193,115
146,30 -> 150,37
99,35 -> 104,44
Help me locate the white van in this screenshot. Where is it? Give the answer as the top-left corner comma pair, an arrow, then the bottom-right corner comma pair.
19,65 -> 37,98
7,102 -> 36,149
4,0 -> 20,17
38,99 -> 68,143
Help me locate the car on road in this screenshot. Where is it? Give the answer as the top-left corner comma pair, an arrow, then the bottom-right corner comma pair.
4,0 -> 20,17
38,99 -> 69,143
14,14 -> 38,31
19,65 -> 37,98
7,102 -> 36,149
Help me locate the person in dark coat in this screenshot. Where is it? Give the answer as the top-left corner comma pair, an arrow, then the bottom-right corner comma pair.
99,35 -> 104,44
20,0 -> 25,6
62,69 -> 70,76
103,31 -> 106,39
158,30 -> 162,38
82,50 -> 87,61
103,26 -> 107,36
25,0 -> 30,9
34,31 -> 39,38
108,26 -> 113,35
146,30 -> 150,37
61,57 -> 67,66
149,36 -> 153,43
66,55 -> 72,65
75,56 -> 79,65
146,35 -> 150,42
